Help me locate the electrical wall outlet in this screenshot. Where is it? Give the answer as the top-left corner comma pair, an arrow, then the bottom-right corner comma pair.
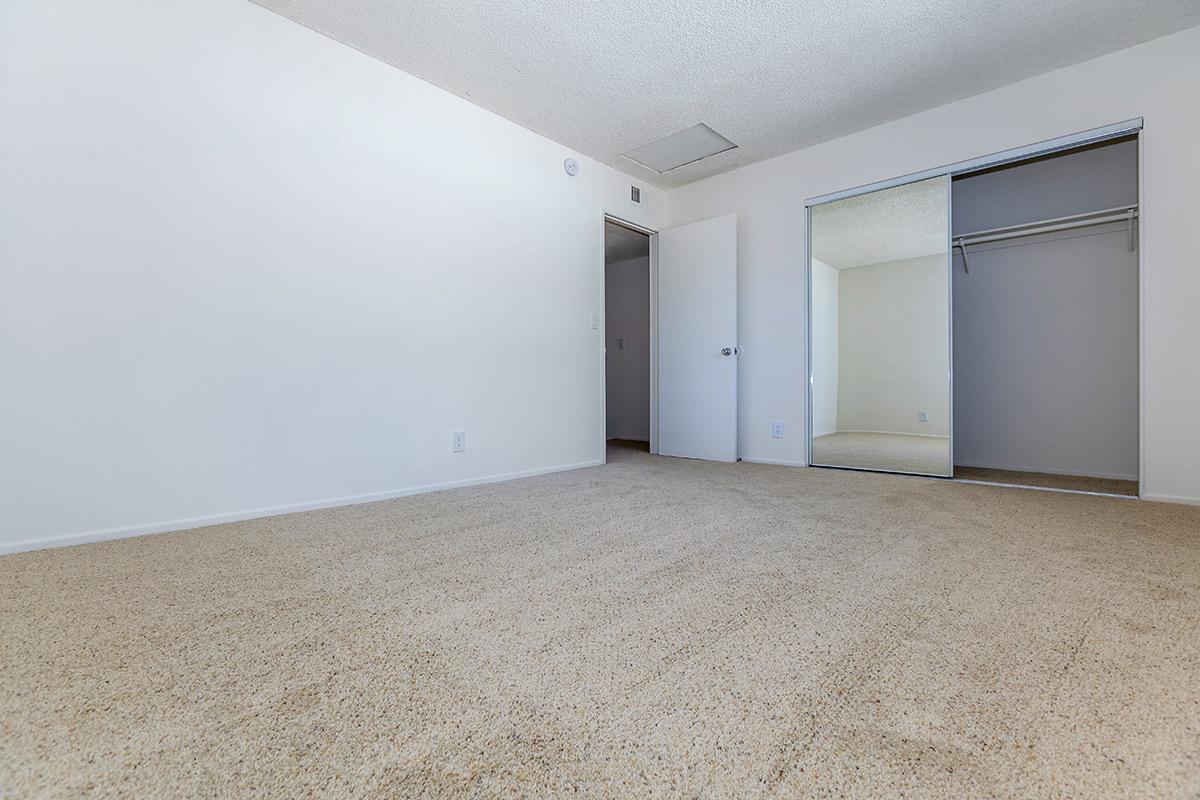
452,431 -> 466,453
918,411 -> 929,423
771,421 -> 785,439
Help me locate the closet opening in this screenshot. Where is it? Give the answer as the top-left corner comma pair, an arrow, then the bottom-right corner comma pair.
950,136 -> 1140,496
604,219 -> 652,455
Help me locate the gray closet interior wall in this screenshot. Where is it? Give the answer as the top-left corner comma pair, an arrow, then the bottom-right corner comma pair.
951,139 -> 1139,480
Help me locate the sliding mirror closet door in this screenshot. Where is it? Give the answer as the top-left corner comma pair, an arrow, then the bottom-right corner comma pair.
809,175 -> 952,476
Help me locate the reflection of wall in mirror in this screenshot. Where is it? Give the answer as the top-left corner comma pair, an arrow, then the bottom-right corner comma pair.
811,258 -> 839,436
836,254 -> 949,437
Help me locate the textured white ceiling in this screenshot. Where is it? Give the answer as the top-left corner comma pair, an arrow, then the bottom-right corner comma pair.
605,222 -> 649,263
248,0 -> 1200,189
811,177 -> 947,270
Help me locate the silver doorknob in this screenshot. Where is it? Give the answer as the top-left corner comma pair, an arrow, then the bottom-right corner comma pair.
721,347 -> 733,356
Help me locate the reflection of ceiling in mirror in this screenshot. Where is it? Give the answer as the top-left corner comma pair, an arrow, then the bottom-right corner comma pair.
811,178 -> 948,270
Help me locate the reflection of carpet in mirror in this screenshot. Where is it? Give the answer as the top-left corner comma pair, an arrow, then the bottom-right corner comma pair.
812,431 -> 950,475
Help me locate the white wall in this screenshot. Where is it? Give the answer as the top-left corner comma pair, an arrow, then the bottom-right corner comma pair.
605,255 -> 650,441
666,25 -> 1200,503
0,0 -> 663,552
952,141 -> 1139,479
837,255 -> 950,437
809,259 -> 838,436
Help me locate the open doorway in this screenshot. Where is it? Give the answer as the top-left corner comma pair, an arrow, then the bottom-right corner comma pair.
602,211 -> 738,463
604,219 -> 651,455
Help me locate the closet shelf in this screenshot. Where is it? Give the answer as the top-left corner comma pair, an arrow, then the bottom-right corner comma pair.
954,204 -> 1138,272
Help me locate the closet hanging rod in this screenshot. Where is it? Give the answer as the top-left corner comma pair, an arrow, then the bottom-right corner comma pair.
955,204 -> 1138,247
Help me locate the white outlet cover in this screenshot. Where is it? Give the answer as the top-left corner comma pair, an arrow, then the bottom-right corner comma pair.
563,157 -> 579,176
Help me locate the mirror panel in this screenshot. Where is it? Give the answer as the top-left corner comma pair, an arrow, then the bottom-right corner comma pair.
809,175 -> 952,476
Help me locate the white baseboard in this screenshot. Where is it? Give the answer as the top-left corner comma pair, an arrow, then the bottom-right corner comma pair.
741,457 -> 809,467
1141,493 -> 1200,506
0,460 -> 603,556
953,459 -> 1138,482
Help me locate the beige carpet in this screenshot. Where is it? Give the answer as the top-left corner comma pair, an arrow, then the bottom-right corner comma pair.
2,446 -> 1199,798
954,466 -> 1139,497
812,431 -> 951,475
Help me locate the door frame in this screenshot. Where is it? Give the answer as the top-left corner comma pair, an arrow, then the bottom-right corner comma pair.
602,213 -> 659,460
804,118 -> 1144,496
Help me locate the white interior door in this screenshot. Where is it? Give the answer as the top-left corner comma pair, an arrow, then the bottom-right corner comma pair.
657,213 -> 737,462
